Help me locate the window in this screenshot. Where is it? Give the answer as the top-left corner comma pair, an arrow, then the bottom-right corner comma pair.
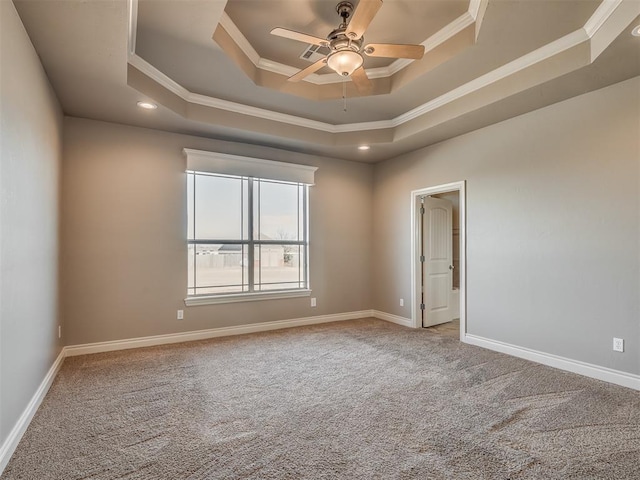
183,149 -> 316,304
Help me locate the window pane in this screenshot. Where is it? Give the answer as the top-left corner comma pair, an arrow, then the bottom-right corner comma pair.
188,244 -> 195,293
299,185 -> 305,242
255,244 -> 304,291
193,244 -> 248,294
195,174 -> 244,240
242,178 -> 249,241
187,173 -> 195,240
256,180 -> 300,241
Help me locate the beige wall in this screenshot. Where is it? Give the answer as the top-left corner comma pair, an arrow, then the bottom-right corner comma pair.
0,1 -> 63,446
61,118 -> 373,345
373,76 -> 640,375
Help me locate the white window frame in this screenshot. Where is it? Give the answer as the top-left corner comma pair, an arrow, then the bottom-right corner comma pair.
183,149 -> 316,306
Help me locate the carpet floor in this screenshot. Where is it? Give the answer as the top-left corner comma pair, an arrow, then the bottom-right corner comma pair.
2,318 -> 639,479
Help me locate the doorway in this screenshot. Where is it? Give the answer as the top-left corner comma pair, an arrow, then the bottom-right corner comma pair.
410,182 -> 466,340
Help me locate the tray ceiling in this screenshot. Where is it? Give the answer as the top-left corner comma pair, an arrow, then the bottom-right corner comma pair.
13,0 -> 640,162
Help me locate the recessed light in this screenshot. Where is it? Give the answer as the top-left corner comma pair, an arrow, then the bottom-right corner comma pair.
358,145 -> 370,151
632,25 -> 640,37
137,101 -> 157,110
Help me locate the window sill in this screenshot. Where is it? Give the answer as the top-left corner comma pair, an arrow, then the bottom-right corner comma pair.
184,289 -> 312,306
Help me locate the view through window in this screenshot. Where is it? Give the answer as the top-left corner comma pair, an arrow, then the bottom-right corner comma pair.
187,171 -> 308,296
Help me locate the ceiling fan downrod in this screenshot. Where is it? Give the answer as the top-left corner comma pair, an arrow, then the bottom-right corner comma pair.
336,1 -> 354,28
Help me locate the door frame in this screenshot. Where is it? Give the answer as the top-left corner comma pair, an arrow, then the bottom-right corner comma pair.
410,181 -> 466,339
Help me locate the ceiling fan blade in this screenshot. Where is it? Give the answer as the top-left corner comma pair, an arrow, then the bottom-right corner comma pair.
351,66 -> 373,95
345,0 -> 382,40
363,43 -> 425,59
288,58 -> 327,82
271,27 -> 329,47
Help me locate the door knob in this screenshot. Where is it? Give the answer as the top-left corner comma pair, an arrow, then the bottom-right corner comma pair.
449,265 -> 454,270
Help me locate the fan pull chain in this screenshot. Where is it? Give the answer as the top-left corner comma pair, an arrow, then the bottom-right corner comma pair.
343,77 -> 347,112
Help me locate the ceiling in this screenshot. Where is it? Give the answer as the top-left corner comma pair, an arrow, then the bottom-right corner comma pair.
13,0 -> 640,163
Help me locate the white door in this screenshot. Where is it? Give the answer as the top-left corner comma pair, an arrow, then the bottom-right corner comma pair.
422,197 -> 453,327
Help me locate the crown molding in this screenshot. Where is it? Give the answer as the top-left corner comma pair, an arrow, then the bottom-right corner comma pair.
584,0 -> 623,37
369,11 -> 477,79
423,11 -> 475,53
218,11 -> 260,65
127,0 -> 138,57
394,29 -> 589,126
128,54 -> 189,98
128,54 -> 358,133
128,0 -> 626,136
468,0 -> 483,19
128,53 -> 395,133
129,24 -> 590,133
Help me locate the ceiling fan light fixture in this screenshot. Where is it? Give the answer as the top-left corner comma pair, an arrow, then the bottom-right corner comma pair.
272,0 -> 420,92
327,49 -> 363,76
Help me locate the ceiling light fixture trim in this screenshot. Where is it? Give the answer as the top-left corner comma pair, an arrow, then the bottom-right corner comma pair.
137,101 -> 157,109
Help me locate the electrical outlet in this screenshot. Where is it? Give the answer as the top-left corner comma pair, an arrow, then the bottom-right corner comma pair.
399,298 -> 404,307
613,337 -> 624,352
311,297 -> 317,307
177,309 -> 184,320
58,325 -> 61,339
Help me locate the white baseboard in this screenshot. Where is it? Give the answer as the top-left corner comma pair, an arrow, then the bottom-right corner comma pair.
0,349 -> 65,473
464,333 -> 640,391
372,310 -> 414,328
64,310 -> 374,357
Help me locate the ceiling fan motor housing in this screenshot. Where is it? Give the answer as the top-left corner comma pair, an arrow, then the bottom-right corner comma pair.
328,29 -> 363,52
336,1 -> 354,24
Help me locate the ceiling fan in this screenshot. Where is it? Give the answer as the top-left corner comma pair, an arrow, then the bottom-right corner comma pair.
270,0 -> 425,94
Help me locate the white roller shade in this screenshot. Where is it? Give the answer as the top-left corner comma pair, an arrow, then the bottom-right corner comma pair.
184,148 -> 317,185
